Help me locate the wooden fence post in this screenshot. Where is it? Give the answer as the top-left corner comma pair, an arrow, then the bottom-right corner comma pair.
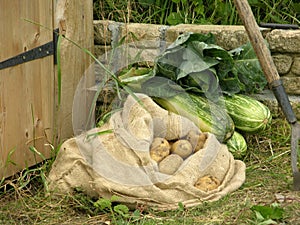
54,0 -> 94,143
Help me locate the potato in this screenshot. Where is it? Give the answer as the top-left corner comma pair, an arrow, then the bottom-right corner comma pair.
186,130 -> 207,153
195,133 -> 208,152
170,139 -> 193,159
158,154 -> 183,175
194,175 -> 220,192
149,137 -> 170,163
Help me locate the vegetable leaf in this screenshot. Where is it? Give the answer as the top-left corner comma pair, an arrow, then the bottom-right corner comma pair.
141,76 -> 185,98
153,32 -> 267,100
230,42 -> 267,94
154,33 -> 230,100
121,32 -> 267,100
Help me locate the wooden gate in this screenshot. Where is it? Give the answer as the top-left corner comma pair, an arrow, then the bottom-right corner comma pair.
0,0 -> 94,178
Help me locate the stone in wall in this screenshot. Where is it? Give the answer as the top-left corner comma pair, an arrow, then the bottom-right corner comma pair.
94,43 -> 158,78
94,20 -> 114,45
291,57 -> 300,76
165,24 -> 250,50
266,29 -> 300,53
119,23 -> 168,49
272,54 -> 293,75
281,76 -> 300,95
94,45 -> 111,58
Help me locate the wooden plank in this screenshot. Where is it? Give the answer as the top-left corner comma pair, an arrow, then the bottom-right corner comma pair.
0,0 -> 54,178
54,0 -> 94,140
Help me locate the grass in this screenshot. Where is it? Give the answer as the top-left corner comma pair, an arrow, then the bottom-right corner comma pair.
93,0 -> 300,25
1,117 -> 300,224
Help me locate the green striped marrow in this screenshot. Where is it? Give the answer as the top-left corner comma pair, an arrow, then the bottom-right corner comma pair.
224,94 -> 272,133
226,131 -> 247,159
154,93 -> 235,143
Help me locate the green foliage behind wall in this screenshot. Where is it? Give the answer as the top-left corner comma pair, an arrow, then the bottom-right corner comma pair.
93,0 -> 299,25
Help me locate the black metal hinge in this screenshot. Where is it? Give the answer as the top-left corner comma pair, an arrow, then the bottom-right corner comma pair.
0,28 -> 59,70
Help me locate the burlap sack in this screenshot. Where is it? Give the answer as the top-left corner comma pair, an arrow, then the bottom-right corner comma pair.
48,93 -> 246,211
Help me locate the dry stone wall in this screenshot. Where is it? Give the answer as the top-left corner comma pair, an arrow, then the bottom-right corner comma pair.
266,30 -> 300,94
94,20 -> 300,118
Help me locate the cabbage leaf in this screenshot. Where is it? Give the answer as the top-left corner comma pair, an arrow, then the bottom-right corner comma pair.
145,32 -> 267,101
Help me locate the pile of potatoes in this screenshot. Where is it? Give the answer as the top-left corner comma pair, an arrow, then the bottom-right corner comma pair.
149,130 -> 207,174
149,130 -> 220,192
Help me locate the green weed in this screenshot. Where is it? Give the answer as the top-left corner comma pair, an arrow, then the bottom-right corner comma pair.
93,0 -> 300,25
249,203 -> 285,224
